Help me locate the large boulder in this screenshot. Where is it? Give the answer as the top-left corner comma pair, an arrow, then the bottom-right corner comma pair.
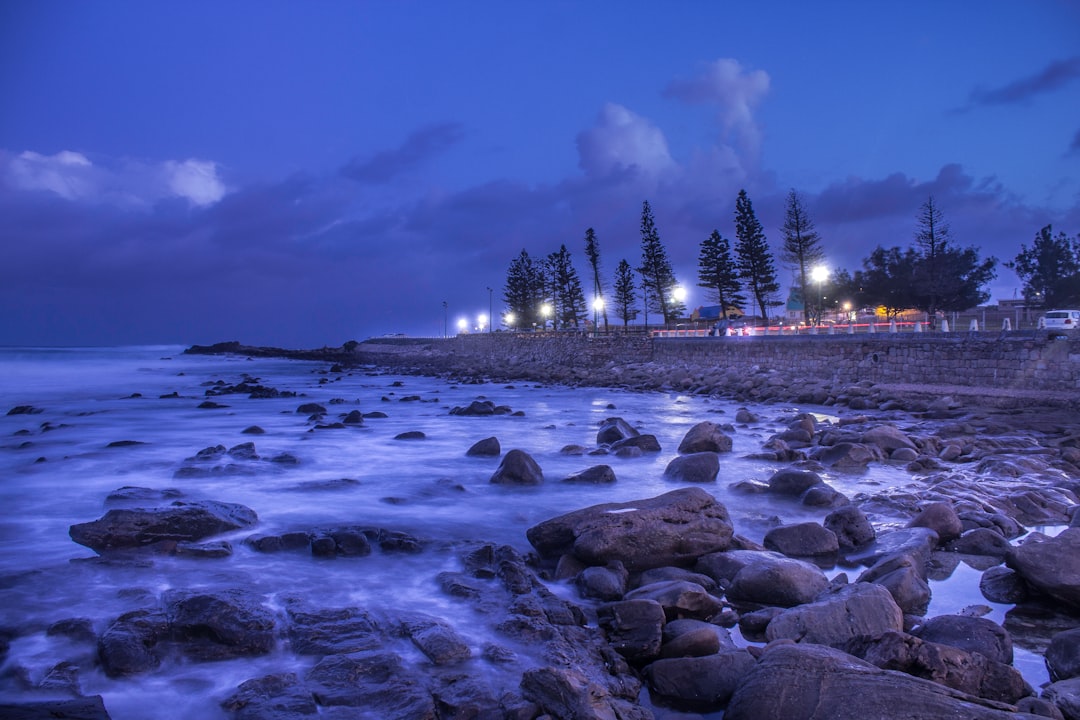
677,421 -> 733,454
1007,528 -> 1080,609
69,500 -> 258,553
597,599 -> 666,663
856,552 -> 932,615
643,649 -> 756,711
624,580 -> 724,621
165,589 -> 277,661
765,582 -> 904,647
861,425 -> 918,453
907,501 -> 963,544
663,452 -> 719,483
911,615 -> 1013,665
526,487 -> 734,571
763,522 -> 839,557
824,504 -> 876,549
489,449 -> 544,485
725,553 -> 830,608
725,642 -> 1043,720
1047,627 -> 1080,681
305,651 -> 435,716
597,417 -> 639,445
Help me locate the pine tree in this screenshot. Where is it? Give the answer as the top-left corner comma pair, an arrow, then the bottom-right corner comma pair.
637,200 -> 682,324
780,189 -> 825,326
613,259 -> 638,328
547,244 -> 588,329
697,230 -> 744,317
503,249 -> 544,330
733,190 -> 780,324
583,228 -> 610,331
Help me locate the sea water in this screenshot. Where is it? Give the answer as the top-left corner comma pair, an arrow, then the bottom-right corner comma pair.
0,346 -> 1048,717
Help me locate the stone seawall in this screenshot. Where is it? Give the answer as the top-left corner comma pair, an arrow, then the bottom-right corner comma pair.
359,331 -> 1080,397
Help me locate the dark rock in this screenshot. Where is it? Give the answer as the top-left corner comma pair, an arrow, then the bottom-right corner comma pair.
241,425 -> 265,434
6,405 -> 43,415
857,552 -> 932,615
725,553 -> 830,608
660,618 -> 733,658
726,641 -> 1032,720
0,696 -> 112,719
597,599 -> 665,663
104,486 -> 183,506
815,441 -> 879,468
69,500 -> 258,553
398,614 -> 472,665
912,614 -> 1013,664
228,442 -> 259,460
577,563 -> 628,601
611,434 -> 662,453
1007,528 -> 1080,609
175,540 -> 233,558
765,582 -> 904,647
520,666 -> 650,720
466,436 -> 501,457
677,421 -> 733,454
47,617 -> 96,644
843,527 -> 939,568
663,452 -> 719,483
328,527 -> 372,556
766,468 -> 822,495
637,566 -> 717,591
763,521 -> 839,557
908,501 -> 964,544
197,400 -> 228,409
526,487 -> 733,571
393,430 -> 426,440
490,448 -> 543,485
824,505 -> 876,549
106,439 -> 146,448
165,589 -> 276,661
861,425 -> 918,453
562,464 -> 616,484
98,610 -> 167,677
980,566 -> 1030,604
296,403 -> 326,415
220,672 -> 318,720
305,651 -> 435,716
286,605 -> 381,656
1047,627 -> 1080,681
450,400 -> 496,416
946,528 -> 1014,557
597,417 -> 639,445
644,650 -> 756,711
624,580 -> 724,621
341,410 -> 364,425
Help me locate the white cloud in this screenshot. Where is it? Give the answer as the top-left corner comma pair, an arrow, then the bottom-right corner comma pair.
576,103 -> 676,179
3,149 -> 226,208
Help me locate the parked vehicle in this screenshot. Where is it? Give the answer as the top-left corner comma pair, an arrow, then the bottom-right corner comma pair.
1043,309 -> 1080,331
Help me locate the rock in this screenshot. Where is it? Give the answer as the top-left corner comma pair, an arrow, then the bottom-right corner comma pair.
815,441 -> 879,468
663,452 -> 719,483
1007,528 -> 1080,609
765,582 -> 904,647
856,553 -> 932,615
393,430 -> 426,440
637,566 -> 718,592
725,553 -> 830,608
597,417 -> 639,445
624,580 -> 724,621
644,649 -> 756,711
824,505 -> 876,549
1047,627 -> 1080,681
296,402 -> 326,415
490,448 -> 543,485
677,421 -> 733,454
980,566 -> 1030,604
228,442 -> 259,460
305,651 -> 435,717
734,408 -> 758,423
165,589 -> 277,661
763,522 -> 839,557
611,434 -> 662,453
597,599 -> 666,663
861,425 -> 918,453
661,618 -> 734,658
912,614 -> 1013,665
1040,677 -> 1080,720
526,487 -> 734,571
398,614 -> 472,665
946,528 -> 1014,557
562,464 -> 616,484
285,605 -> 382,656
69,500 -> 258,553
0,697 -> 112,719
221,672 -> 317,720
907,501 -> 963,544
342,410 -> 364,425
98,610 -> 167,677
520,666 -> 651,720
450,399 -> 497,416
845,630 -> 1029,704
843,527 -> 939,568
726,641 -> 1034,720
6,405 -> 44,415
577,563 -> 628,600
240,425 -> 265,434
465,436 -> 501,457
766,468 -> 822,496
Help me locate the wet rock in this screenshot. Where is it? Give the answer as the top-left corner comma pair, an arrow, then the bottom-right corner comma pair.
526,487 -> 733,571
611,434 -> 662,453
520,666 -> 651,720
240,425 -> 265,434
98,610 -> 168,677
69,500 -> 258,553
1047,627 -> 1080,681
341,410 -> 364,425
597,599 -> 665,663
228,442 -> 259,460
663,452 -> 719,483
285,605 -> 382,656
844,630 -> 1029,704
165,589 -> 277,661
766,582 -> 904,647
660,618 -> 733,658
907,501 -> 963,545
490,448 -> 544,485
912,614 -> 1013,665
644,649 -> 756,711
1040,677 -> 1080,720
221,672 -> 318,720
6,405 -> 43,415
727,642 -> 1035,720
766,468 -> 822,496
466,436 -> 501,457
296,402 -> 326,415
0,696 -> 112,720
980,566 -> 1030,604
1007,528 -> 1080,609
398,614 -> 472,665
577,563 -> 628,601
562,464 -> 616,484
861,425 -> 918,453
721,552 -> 829,608
843,527 -> 939,568
393,430 -> 426,440
856,553 -> 932,615
597,417 -> 639,445
825,504 -> 876,549
637,566 -> 718,592
305,651 -> 435,717
815,441 -> 879,468
450,399 -> 502,416
763,521 -> 839,557
946,528 -> 1014,557
197,400 -> 229,409
677,421 -> 733,454
48,617 -> 97,644
104,486 -> 183,506
625,580 -> 724,621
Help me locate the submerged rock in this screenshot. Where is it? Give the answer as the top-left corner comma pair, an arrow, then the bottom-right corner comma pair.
69,500 -> 258,553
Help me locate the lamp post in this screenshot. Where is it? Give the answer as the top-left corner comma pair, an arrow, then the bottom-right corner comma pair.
477,314 -> 487,333
504,312 -> 515,331
456,317 -> 468,334
673,285 -> 687,328
442,301 -> 447,338
540,303 -> 552,330
486,287 -> 493,333
811,264 -> 829,326
592,296 -> 604,334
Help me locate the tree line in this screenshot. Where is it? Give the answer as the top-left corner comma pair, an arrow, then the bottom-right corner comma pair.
501,190 -> 1080,331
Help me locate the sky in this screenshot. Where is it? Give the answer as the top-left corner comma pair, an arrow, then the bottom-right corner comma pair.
1,1 -> 1079,347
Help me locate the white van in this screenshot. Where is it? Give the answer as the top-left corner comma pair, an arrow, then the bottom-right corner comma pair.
1043,309 -> 1080,331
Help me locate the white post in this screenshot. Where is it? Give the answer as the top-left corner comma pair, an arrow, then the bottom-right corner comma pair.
847,322 -> 855,334
889,320 -> 897,333
969,319 -> 979,332
914,321 -> 923,333
868,320 -> 876,334
940,318 -> 949,332
828,324 -> 836,335
1002,318 -> 1011,331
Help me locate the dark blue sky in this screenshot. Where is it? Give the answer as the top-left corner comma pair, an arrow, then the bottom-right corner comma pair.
2,1 -> 1078,346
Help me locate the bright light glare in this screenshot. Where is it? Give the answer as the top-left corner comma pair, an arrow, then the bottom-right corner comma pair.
478,313 -> 487,329
811,265 -> 829,284
673,286 -> 687,302
504,312 -> 516,327
456,317 -> 468,331
540,303 -> 552,317
593,297 -> 605,311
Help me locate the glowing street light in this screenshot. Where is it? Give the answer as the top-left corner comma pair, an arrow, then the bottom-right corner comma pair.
456,317 -> 468,334
477,313 -> 488,332
673,285 -> 687,303
592,296 -> 605,332
811,265 -> 829,325
540,303 -> 552,330
504,312 -> 516,330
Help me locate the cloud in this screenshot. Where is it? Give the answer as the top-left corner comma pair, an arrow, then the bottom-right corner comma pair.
663,58 -> 770,160
575,102 -> 675,180
2,149 -> 227,208
959,55 -> 1080,110
340,122 -> 465,184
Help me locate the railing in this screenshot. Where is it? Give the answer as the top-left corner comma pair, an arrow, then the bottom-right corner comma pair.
651,317 -> 1027,338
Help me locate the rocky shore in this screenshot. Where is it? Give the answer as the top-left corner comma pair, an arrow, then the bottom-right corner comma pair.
8,340 -> 1076,718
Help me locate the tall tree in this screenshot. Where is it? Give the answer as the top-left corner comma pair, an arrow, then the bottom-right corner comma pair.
911,196 -> 997,323
613,259 -> 638,328
854,246 -> 919,319
780,189 -> 825,326
697,229 -> 744,316
1007,225 -> 1080,308
547,244 -> 588,329
637,200 -> 683,324
583,228 -> 609,331
503,249 -> 544,329
733,189 -> 780,323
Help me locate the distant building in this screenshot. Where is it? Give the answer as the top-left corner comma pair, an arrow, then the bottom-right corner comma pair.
691,305 -> 745,322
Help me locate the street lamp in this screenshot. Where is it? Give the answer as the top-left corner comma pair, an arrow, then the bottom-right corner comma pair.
540,303 -> 552,330
673,285 -> 687,326
811,264 -> 829,325
442,301 -> 448,338
504,312 -> 516,330
477,313 -> 487,332
486,287 -> 493,333
592,296 -> 605,333
456,317 -> 468,334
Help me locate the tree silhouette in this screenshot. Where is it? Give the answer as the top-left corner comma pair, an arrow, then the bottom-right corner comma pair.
734,190 -> 780,324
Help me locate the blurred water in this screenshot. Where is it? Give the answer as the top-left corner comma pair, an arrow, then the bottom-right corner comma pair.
0,346 -> 1046,717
